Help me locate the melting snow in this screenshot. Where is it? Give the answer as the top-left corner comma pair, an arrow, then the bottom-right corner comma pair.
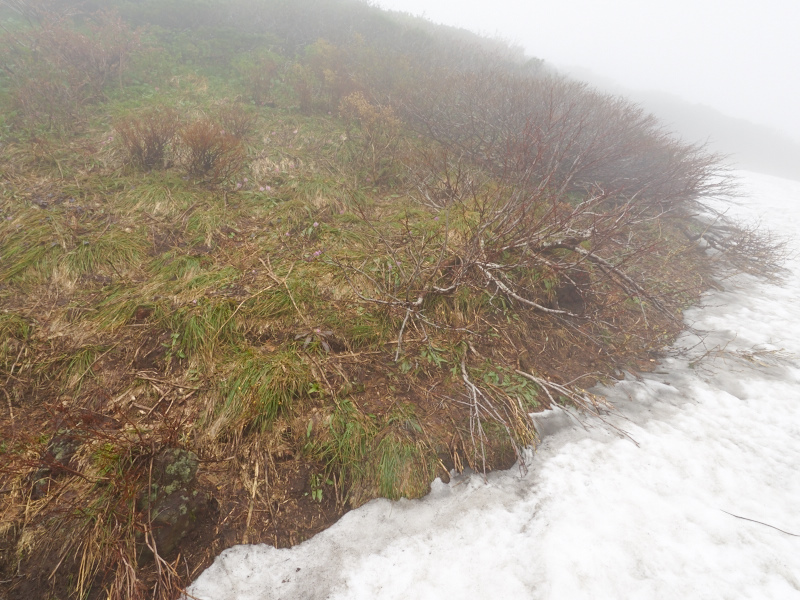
188,171 -> 800,600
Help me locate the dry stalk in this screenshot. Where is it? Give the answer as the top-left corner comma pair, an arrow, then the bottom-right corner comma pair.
514,369 -> 639,446
459,357 -> 487,475
260,256 -> 310,328
394,308 -> 412,362
243,460 -> 259,545
459,355 -> 527,477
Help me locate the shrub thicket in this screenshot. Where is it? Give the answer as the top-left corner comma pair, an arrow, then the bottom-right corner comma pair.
0,9 -> 140,132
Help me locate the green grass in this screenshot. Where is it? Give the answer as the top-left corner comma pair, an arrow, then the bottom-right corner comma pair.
315,399 -> 375,498
91,286 -> 146,331
0,220 -> 65,284
88,252 -> 243,334
0,312 -> 32,341
290,174 -> 349,205
115,178 -> 197,218
62,228 -> 148,280
148,253 -> 239,294
211,348 -> 313,432
185,205 -> 226,248
373,433 -> 434,499
0,313 -> 32,368
309,400 -> 438,502
341,310 -> 397,349
64,346 -> 102,392
163,299 -> 242,360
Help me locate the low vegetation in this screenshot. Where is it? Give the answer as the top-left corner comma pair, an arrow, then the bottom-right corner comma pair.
0,0 -> 782,598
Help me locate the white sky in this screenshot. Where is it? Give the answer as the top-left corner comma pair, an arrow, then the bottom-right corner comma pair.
371,0 -> 800,142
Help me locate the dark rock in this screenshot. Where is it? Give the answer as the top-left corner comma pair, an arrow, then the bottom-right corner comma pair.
46,431 -> 80,474
555,270 -> 590,314
30,431 -> 81,499
138,448 -> 215,560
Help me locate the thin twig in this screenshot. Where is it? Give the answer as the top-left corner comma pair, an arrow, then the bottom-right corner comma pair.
211,282 -> 276,344
3,387 -> 14,425
721,510 -> 800,537
134,374 -> 202,390
395,308 -> 412,362
460,357 -> 487,476
243,461 -> 259,544
514,369 -> 639,446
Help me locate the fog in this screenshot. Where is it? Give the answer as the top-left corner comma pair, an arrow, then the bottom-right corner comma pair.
372,0 -> 800,146
562,68 -> 800,182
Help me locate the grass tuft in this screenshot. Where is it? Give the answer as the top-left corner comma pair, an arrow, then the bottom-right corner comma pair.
64,345 -> 102,392
373,433 -> 434,500
62,228 -> 148,280
207,349 -> 313,435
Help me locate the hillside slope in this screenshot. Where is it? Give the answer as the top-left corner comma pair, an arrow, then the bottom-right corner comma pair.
0,1 -> 778,598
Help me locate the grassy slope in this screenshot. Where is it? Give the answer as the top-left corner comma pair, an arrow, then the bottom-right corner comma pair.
0,1 -> 743,598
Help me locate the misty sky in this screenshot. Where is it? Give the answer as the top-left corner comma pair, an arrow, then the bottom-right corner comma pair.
372,0 -> 800,143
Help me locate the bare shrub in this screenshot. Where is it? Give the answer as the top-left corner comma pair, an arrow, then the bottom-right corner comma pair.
5,73 -> 75,132
339,91 -> 402,182
0,9 -> 140,132
179,118 -> 245,184
114,107 -> 179,170
397,65 -> 722,209
215,102 -> 258,140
